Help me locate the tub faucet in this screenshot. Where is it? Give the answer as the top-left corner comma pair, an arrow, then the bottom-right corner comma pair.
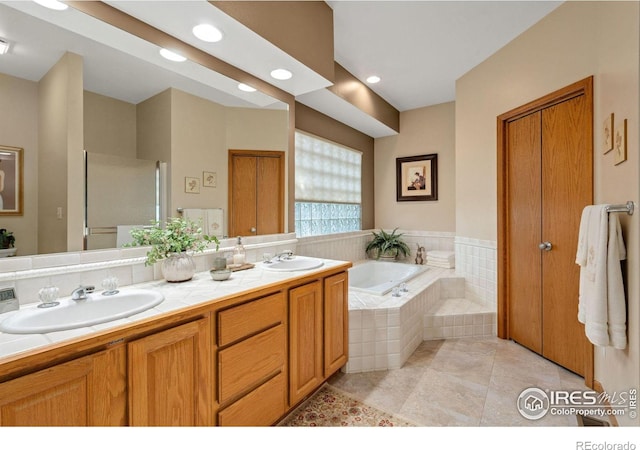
71,285 -> 95,301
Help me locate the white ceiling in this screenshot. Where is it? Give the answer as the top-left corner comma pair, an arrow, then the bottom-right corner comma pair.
327,1 -> 563,112
0,1 -> 563,137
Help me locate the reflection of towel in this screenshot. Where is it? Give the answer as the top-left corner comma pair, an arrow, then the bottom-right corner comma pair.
182,208 -> 224,239
576,205 -> 627,349
204,208 -> 224,238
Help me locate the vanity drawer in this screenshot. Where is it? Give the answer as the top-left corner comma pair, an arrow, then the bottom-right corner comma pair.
218,324 -> 285,404
217,292 -> 285,346
217,372 -> 287,426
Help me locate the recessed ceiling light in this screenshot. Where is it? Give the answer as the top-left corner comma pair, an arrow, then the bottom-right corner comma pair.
270,69 -> 292,81
34,0 -> 68,11
0,39 -> 10,55
366,75 -> 381,84
192,24 -> 223,43
238,83 -> 257,93
159,48 -> 186,62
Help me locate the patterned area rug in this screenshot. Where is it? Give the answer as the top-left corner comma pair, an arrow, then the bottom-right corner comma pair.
278,384 -> 415,427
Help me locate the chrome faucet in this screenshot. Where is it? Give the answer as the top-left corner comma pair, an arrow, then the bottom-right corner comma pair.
264,250 -> 294,263
71,285 -> 95,301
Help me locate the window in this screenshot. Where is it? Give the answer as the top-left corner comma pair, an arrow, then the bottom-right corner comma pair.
295,131 -> 362,237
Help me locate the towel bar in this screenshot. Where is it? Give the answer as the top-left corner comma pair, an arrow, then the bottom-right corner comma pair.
605,201 -> 634,215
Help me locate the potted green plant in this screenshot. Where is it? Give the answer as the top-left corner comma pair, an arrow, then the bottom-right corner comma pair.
365,228 -> 411,261
128,217 -> 219,282
0,229 -> 15,249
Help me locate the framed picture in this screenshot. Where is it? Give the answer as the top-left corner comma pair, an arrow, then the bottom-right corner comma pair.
0,145 -> 24,216
603,113 -> 614,154
396,153 -> 438,202
185,176 -> 200,193
614,118 -> 627,165
203,171 -> 217,188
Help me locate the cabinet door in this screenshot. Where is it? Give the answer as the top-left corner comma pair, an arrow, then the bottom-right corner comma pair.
289,280 -> 323,405
128,317 -> 212,426
0,346 -> 127,426
324,272 -> 349,377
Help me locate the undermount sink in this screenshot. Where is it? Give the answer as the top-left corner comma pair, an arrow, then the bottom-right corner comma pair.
263,256 -> 324,272
0,288 -> 164,334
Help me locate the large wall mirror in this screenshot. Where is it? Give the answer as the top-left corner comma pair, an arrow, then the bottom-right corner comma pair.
0,2 -> 289,257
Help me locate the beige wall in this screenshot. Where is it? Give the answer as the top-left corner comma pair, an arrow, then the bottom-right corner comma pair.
37,52 -> 84,254
0,73 -> 39,256
375,102 -> 456,232
84,91 -> 136,158
456,1 -> 639,425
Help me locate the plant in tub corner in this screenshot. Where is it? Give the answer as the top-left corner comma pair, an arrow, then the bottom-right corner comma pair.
127,217 -> 219,282
0,229 -> 15,249
365,228 -> 411,261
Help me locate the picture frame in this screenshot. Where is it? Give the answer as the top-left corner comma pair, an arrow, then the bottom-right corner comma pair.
396,153 -> 438,202
184,176 -> 200,193
0,145 -> 24,216
614,118 -> 627,165
603,113 -> 614,154
203,171 -> 217,188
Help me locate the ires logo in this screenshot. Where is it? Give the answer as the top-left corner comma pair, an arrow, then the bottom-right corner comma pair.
517,387 -> 637,420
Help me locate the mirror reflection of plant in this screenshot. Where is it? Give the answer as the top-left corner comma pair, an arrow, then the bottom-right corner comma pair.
127,217 -> 219,266
365,228 -> 410,260
0,229 -> 15,249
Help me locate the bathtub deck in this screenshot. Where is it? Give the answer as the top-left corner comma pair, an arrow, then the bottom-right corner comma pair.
346,264 -> 496,373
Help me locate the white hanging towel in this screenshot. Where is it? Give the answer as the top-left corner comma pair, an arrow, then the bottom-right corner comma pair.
575,205 -> 627,349
204,208 -> 224,239
182,208 -> 224,239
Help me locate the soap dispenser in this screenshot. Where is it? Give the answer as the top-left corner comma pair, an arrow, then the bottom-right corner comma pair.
232,236 -> 246,265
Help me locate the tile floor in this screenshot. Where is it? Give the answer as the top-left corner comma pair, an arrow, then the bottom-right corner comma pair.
328,336 -> 597,426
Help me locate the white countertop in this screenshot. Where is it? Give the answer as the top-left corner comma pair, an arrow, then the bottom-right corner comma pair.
0,258 -> 350,362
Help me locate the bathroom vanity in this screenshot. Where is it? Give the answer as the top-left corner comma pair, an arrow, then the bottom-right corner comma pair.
0,260 -> 350,426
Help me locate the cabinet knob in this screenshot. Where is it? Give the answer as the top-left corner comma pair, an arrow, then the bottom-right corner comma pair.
250,227 -> 257,233
538,241 -> 553,251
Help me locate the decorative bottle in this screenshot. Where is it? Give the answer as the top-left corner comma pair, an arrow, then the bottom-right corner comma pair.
232,236 -> 246,265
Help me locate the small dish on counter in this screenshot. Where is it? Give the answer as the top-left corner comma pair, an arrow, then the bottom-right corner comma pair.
210,268 -> 231,281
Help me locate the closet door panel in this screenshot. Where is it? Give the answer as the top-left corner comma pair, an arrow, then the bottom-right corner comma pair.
541,95 -> 592,375
506,111 -> 543,353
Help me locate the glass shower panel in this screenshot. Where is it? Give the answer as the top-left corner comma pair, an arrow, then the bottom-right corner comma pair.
85,152 -> 161,250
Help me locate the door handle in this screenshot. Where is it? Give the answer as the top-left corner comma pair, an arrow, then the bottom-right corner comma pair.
538,241 -> 553,251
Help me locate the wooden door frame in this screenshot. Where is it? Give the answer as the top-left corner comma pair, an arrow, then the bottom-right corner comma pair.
496,76 -> 594,386
228,149 -> 285,237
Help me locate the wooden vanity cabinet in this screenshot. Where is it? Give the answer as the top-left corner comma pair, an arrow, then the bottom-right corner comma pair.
216,291 -> 288,426
128,317 -> 212,426
289,272 -> 349,406
0,345 -> 127,426
0,264 -> 351,427
323,272 -> 349,377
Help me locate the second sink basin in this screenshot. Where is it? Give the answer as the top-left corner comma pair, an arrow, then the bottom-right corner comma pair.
263,256 -> 324,272
0,288 -> 164,334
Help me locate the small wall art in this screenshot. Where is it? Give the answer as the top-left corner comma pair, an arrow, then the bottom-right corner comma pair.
603,113 -> 614,154
203,171 -> 217,188
0,145 -> 24,216
185,176 -> 200,193
614,118 -> 627,165
396,153 -> 438,202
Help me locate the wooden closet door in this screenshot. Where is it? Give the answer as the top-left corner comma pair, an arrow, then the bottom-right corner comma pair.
229,155 -> 257,237
541,94 -> 592,375
506,111 -> 543,354
256,155 -> 283,235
